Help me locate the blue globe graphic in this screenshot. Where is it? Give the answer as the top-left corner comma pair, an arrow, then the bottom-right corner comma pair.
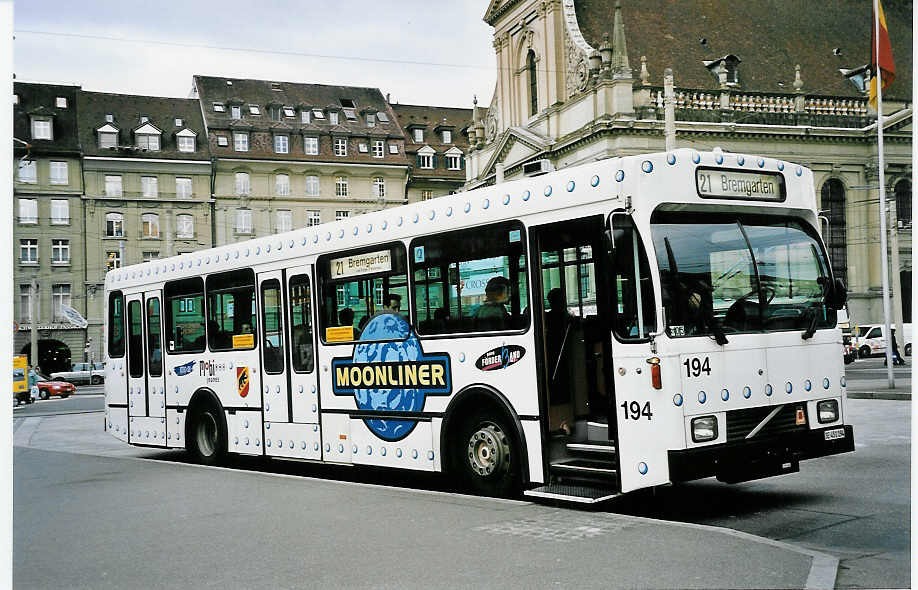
353,314 -> 423,440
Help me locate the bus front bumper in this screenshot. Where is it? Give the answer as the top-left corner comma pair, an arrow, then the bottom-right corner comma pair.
667,425 -> 855,484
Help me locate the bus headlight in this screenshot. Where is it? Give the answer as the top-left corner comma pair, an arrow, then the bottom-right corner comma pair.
691,416 -> 718,442
817,400 -> 839,424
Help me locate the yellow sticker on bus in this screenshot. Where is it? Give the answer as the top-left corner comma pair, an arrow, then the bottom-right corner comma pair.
232,333 -> 254,348
326,326 -> 355,342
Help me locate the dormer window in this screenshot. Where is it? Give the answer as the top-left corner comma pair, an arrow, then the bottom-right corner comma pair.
248,104 -> 261,115
704,54 -> 742,87
176,128 -> 197,152
213,102 -> 225,113
442,130 -> 452,144
271,82 -> 282,91
105,113 -> 114,122
174,118 -> 183,127
31,116 -> 53,140
343,108 -> 357,121
312,108 -> 325,120
140,116 -> 149,123
231,105 -> 242,120
329,111 -> 339,125
413,128 -> 423,143
134,122 -> 162,151
97,123 -> 119,149
366,113 -> 376,127
417,145 -> 435,169
376,111 -> 389,123
283,106 -> 295,118
55,97 -> 68,108
300,109 -> 310,123
340,99 -> 356,109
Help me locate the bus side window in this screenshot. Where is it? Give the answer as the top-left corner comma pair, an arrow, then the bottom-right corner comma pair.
261,279 -> 285,374
164,278 -> 205,354
146,298 -> 162,377
108,291 -> 125,358
611,216 -> 656,340
207,269 -> 257,351
289,275 -> 314,372
127,300 -> 144,378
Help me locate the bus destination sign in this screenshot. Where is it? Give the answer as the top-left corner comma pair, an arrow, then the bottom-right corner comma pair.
696,168 -> 785,201
330,249 -> 392,279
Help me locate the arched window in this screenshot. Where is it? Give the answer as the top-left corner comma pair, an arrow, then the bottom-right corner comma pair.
141,213 -> 160,238
821,178 -> 847,284
105,212 -> 124,237
527,50 -> 537,117
235,172 -> 250,196
895,179 -> 911,226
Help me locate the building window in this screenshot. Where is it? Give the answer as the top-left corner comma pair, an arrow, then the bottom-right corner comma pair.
52,285 -> 71,321
19,285 -> 31,323
105,113 -> 114,122
18,199 -> 38,224
106,250 -> 122,271
140,116 -> 149,123
373,140 -> 384,158
217,135 -> 228,147
31,117 -> 52,140
305,175 -> 320,197
274,135 -> 289,154
55,96 -> 68,108
50,200 -> 69,224
301,109 -> 310,123
307,210 -> 321,226
106,212 -> 124,237
135,134 -> 160,151
142,251 -> 159,262
334,138 -> 347,156
269,106 -> 281,121
413,128 -> 423,142
446,155 -> 461,170
329,112 -> 339,125
821,179 -> 847,285
367,113 -> 376,127
275,173 -> 290,196
17,160 -> 37,183
336,210 -> 349,221
527,50 -> 538,117
142,213 -> 160,238
49,161 -> 68,184
51,239 -> 70,264
20,239 -> 38,264
176,177 -> 193,198
235,172 -> 250,196
105,175 -> 123,198
372,177 -> 385,198
99,131 -> 118,149
235,209 -> 253,234
442,130 -> 452,144
175,118 -> 183,127
388,144 -> 399,154
176,214 -> 194,238
304,136 -> 319,155
421,190 -> 433,201
233,132 -> 249,152
419,154 -> 434,169
213,103 -> 225,112
283,107 -> 295,118
312,108 -> 325,120
177,136 -> 196,152
343,108 -> 356,121
335,176 -> 348,197
358,143 -> 368,153
248,105 -> 261,115
276,210 -> 292,232
231,105 -> 242,120
895,179 -> 912,226
141,176 -> 159,198
377,111 -> 389,123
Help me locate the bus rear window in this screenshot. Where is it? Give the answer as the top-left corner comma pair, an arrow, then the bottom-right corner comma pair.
165,277 -> 205,354
207,269 -> 256,351
108,291 -> 125,358
411,221 -> 529,335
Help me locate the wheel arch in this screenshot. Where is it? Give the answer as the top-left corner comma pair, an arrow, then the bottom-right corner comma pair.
440,384 -> 530,484
185,387 -> 226,436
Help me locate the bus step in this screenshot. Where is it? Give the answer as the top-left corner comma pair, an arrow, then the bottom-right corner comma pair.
524,483 -> 620,504
550,458 -> 618,482
566,442 -> 616,455
586,421 -> 609,441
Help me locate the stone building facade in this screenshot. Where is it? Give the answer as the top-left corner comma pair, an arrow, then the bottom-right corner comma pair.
467,0 -> 913,326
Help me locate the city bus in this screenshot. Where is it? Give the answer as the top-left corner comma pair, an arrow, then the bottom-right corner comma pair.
103,148 -> 854,503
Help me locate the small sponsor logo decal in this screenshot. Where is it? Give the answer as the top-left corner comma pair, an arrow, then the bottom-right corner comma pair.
174,360 -> 195,376
237,367 -> 250,398
475,345 -> 526,371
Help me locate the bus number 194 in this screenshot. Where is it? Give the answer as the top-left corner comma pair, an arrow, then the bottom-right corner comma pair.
683,356 -> 711,377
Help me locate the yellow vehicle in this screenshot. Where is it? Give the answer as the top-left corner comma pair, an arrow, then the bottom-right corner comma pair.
13,355 -> 31,405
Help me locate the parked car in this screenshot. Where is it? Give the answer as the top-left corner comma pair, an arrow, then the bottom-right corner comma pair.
853,323 -> 912,358
51,362 -> 105,385
30,371 -> 75,399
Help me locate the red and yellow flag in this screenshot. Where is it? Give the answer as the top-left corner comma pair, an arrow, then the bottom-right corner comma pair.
869,0 -> 895,109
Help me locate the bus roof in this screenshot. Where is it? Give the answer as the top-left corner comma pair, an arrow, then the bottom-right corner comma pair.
105,148 -> 816,293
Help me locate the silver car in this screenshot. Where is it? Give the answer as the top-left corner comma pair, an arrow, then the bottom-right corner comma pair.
51,362 -> 105,385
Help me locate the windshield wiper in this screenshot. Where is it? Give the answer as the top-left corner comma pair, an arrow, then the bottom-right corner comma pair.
801,307 -> 819,340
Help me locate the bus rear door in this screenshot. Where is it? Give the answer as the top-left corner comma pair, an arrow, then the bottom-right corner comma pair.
126,291 -> 167,444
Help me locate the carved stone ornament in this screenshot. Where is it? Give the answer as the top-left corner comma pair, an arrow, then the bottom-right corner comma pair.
561,0 -> 592,99
486,111 -> 498,142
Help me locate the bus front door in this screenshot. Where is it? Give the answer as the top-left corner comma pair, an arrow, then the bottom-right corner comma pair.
126,291 -> 167,444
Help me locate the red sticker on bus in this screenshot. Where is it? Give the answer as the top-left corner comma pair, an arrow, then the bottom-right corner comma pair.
237,367 -> 250,397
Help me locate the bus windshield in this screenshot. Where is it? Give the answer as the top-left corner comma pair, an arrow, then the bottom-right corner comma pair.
651,212 -> 836,338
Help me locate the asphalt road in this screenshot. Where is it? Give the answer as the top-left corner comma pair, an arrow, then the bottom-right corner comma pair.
843,357 -> 911,393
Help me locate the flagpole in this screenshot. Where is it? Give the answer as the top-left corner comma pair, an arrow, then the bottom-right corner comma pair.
874,0 -> 895,387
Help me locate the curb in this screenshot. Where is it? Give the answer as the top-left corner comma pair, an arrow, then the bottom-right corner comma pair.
846,391 -> 911,400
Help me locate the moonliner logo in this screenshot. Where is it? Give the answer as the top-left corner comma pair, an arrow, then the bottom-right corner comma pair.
331,313 -> 452,441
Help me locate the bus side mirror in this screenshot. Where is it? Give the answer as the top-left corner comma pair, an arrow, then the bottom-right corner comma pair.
831,278 -> 848,310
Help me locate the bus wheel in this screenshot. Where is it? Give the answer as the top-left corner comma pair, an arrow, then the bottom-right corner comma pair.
455,411 -> 520,497
188,404 -> 227,466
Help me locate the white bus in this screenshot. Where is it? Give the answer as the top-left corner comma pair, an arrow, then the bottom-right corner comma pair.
104,148 -> 854,503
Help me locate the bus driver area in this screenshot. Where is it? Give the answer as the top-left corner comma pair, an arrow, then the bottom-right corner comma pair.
103,148 -> 854,504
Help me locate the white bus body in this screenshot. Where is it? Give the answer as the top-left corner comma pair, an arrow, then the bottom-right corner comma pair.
104,149 -> 854,503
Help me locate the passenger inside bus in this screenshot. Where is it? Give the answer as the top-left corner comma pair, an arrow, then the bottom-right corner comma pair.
545,288 -> 574,435
474,276 -> 511,330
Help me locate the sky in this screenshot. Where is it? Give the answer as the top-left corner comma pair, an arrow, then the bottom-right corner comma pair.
13,0 -> 497,109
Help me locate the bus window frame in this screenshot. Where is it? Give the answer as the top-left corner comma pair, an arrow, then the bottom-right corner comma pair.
288,273 -> 315,374
316,240 -> 409,345
164,277 -> 206,355
608,211 -> 657,345
407,220 -> 531,339
206,268 -> 258,352
108,290 -> 125,358
260,278 -> 286,375
145,296 -> 163,378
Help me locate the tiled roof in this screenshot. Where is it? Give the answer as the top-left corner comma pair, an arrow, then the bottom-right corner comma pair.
77,91 -> 209,159
14,82 -> 81,155
392,104 -> 472,180
194,75 -> 411,165
574,0 -> 913,100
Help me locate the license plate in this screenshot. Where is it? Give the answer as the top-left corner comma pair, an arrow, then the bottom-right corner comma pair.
824,427 -> 845,441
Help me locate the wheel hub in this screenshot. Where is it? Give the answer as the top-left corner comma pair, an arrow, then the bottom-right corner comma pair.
196,412 -> 217,457
467,423 -> 510,477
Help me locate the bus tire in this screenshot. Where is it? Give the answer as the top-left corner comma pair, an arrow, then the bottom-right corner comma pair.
187,402 -> 227,466
453,409 -> 520,498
